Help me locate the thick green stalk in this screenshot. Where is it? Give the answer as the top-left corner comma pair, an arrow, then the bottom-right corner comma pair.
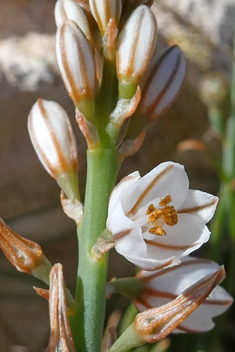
70,147 -> 120,352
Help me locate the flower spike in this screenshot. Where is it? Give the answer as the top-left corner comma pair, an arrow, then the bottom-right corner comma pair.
116,5 -> 157,98
134,256 -> 233,333
106,162 -> 218,270
46,264 -> 76,352
0,219 -> 52,285
28,99 -> 80,201
55,0 -> 93,44
56,20 -> 97,114
138,45 -> 186,121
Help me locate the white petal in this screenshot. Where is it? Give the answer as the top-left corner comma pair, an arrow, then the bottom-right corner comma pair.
124,254 -> 180,271
108,201 -> 148,259
145,214 -> 210,261
122,162 -> 189,216
178,189 -> 218,224
107,171 -> 140,217
90,0 -> 122,35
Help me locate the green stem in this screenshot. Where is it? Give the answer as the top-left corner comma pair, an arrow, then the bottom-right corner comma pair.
69,147 -> 120,352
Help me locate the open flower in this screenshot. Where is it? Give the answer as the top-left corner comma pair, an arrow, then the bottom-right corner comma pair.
106,162 -> 218,270
134,256 -> 233,333
109,264 -> 227,351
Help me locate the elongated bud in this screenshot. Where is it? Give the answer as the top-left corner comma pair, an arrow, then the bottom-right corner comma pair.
47,264 -> 76,352
116,5 -> 157,98
28,99 -> 80,200
55,0 -> 93,43
89,0 -> 122,36
138,45 -> 186,120
0,219 -> 52,285
109,266 -> 226,352
56,20 -> 97,116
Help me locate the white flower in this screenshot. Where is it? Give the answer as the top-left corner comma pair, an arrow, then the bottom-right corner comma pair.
106,162 -> 218,270
134,256 -> 233,333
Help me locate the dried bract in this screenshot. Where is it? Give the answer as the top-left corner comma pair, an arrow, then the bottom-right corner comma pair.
47,264 -> 76,352
0,219 -> 52,285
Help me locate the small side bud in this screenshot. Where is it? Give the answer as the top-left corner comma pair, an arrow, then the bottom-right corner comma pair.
138,45 -> 186,121
89,0 -> 122,36
116,5 -> 157,98
56,20 -> 97,116
0,219 -> 52,285
46,264 -> 76,352
28,99 -> 80,200
55,0 -> 93,44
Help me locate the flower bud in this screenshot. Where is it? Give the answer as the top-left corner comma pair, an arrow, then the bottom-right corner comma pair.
28,99 -> 79,200
138,45 -> 186,120
116,5 -> 157,97
0,219 -> 52,285
55,0 -> 93,43
56,20 -> 97,111
46,264 -> 76,352
89,0 -> 122,35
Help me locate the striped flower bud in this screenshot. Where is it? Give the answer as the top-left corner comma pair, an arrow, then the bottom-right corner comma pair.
116,5 -> 157,96
89,0 -> 122,35
28,99 -> 79,200
56,20 -> 97,109
138,45 -> 186,120
55,0 -> 93,43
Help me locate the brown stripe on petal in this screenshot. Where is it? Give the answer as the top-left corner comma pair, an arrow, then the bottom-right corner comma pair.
38,99 -> 69,175
149,47 -> 182,119
143,287 -> 176,300
128,164 -> 174,216
133,297 -> 152,310
202,298 -> 233,306
178,198 -> 218,215
145,238 -> 198,252
112,229 -> 132,241
126,8 -> 145,78
136,258 -> 210,281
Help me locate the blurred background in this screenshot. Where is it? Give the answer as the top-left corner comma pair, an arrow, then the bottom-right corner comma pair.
0,0 -> 234,351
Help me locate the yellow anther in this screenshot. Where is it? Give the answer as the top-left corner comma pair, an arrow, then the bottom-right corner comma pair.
146,195 -> 178,236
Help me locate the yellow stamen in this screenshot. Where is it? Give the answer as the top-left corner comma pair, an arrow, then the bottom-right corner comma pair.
146,195 -> 178,236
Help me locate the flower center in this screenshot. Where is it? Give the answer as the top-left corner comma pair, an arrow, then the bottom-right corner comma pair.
146,195 -> 178,236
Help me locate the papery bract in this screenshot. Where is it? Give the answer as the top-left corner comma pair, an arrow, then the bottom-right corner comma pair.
134,256 -> 233,333
47,264 -> 76,352
106,162 -> 218,270
0,218 -> 52,285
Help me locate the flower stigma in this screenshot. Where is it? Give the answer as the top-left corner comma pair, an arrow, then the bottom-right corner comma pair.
146,195 -> 178,236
